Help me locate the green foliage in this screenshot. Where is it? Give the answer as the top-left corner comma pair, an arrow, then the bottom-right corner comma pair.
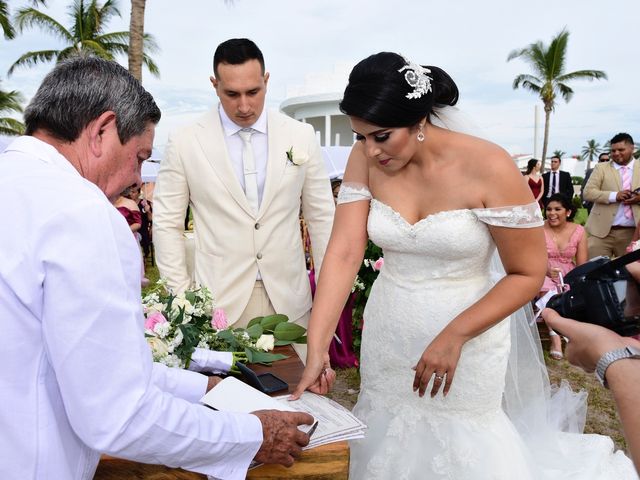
8,0 -> 159,77
571,176 -> 583,185
0,83 -> 25,135
351,241 -> 383,358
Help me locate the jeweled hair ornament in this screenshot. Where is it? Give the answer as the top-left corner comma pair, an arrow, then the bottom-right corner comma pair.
398,57 -> 433,100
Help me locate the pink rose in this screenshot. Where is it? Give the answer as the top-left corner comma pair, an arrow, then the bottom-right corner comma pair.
373,257 -> 384,271
145,311 -> 167,331
212,308 -> 228,330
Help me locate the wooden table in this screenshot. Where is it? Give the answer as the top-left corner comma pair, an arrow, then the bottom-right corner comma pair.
95,347 -> 349,480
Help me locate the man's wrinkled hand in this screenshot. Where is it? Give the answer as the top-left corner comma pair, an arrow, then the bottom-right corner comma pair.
252,410 -> 314,467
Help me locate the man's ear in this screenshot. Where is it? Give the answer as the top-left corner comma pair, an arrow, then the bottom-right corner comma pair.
263,71 -> 270,87
87,111 -> 117,157
210,75 -> 218,90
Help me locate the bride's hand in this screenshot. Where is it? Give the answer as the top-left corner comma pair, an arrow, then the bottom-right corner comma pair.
289,353 -> 336,400
413,331 -> 464,398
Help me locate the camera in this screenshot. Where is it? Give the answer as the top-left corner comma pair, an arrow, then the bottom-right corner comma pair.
546,250 -> 640,336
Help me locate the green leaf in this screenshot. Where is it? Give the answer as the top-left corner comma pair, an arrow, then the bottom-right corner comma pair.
249,350 -> 288,365
260,314 -> 289,332
274,339 -> 294,346
185,291 -> 196,304
274,322 -> 307,341
246,323 -> 264,340
247,316 -> 264,328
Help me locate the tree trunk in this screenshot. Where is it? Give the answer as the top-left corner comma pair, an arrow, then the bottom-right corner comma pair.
128,0 -> 146,82
540,106 -> 551,173
586,154 -> 592,173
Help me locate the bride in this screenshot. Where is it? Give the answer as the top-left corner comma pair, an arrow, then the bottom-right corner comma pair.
292,52 -> 637,479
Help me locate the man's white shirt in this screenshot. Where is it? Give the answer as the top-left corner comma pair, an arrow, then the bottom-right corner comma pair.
0,136 -> 262,479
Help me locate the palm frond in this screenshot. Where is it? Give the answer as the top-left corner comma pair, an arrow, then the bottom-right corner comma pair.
556,82 -> 574,103
512,73 -> 542,90
142,32 -> 159,53
8,49 -> 59,75
143,53 -> 160,78
0,117 -> 26,136
14,7 -> 73,43
0,0 -> 15,39
96,30 -> 129,44
546,28 -> 569,79
555,69 -> 608,83
0,88 -> 24,113
78,39 -> 114,59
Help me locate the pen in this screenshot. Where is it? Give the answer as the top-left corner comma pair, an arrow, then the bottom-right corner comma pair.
307,420 -> 319,438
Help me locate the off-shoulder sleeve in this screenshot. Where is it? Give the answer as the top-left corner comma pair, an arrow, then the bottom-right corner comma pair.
472,202 -> 544,228
337,182 -> 372,205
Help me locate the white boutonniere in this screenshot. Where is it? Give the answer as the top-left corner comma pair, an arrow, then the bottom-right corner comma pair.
286,146 -> 307,166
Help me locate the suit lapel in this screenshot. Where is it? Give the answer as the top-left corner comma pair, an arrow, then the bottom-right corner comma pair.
194,108 -> 254,217
258,111 -> 287,218
632,160 -> 640,190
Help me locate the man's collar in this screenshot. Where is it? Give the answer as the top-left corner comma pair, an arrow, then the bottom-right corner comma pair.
612,158 -> 635,170
218,104 -> 268,136
4,135 -> 81,178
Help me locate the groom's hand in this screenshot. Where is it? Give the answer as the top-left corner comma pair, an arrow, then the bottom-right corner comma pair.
251,410 -> 314,467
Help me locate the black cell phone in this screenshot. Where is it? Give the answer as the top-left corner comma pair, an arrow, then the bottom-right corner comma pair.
236,362 -> 289,394
632,187 -> 640,195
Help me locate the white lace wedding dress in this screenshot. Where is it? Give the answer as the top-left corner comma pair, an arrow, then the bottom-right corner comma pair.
339,184 -> 637,480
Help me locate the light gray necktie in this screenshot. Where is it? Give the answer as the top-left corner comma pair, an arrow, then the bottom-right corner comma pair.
238,129 -> 259,214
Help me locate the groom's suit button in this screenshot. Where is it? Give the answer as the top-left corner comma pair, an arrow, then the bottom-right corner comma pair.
255,223 -> 260,230
256,253 -> 263,259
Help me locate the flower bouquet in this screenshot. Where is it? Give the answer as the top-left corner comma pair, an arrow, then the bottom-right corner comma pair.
142,280 -> 307,374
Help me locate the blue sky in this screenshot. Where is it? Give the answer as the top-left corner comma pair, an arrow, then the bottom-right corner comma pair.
1,0 -> 638,157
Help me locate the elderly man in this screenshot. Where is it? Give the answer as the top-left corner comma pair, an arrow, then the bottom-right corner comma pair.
0,56 -> 312,480
584,133 -> 640,259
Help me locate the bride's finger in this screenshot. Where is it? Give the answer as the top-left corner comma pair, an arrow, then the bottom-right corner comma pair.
430,372 -> 446,398
418,367 -> 435,397
442,367 -> 456,396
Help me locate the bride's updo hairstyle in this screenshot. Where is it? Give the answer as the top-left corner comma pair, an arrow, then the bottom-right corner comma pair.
339,52 -> 459,128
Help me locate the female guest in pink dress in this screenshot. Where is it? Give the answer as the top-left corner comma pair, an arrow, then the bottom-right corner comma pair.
540,193 -> 587,358
523,159 -> 544,210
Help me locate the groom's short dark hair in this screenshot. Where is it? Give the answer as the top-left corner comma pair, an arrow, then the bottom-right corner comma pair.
213,38 -> 265,77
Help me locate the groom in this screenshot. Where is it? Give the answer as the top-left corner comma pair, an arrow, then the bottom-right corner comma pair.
153,39 -> 335,343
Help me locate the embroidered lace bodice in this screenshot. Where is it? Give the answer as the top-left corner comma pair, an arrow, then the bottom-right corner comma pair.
340,183 -> 634,480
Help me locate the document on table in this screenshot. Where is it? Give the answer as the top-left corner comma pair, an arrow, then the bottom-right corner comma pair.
277,392 -> 366,448
200,377 -> 366,449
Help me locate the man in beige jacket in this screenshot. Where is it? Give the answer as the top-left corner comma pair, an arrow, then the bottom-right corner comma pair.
584,132 -> 640,259
153,39 -> 335,349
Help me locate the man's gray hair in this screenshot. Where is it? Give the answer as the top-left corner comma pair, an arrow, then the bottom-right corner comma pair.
24,55 -> 161,143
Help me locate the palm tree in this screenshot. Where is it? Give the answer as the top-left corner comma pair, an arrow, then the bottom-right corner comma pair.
8,0 -> 159,77
507,29 -> 607,172
0,84 -> 25,135
552,149 -> 566,159
581,139 -> 601,171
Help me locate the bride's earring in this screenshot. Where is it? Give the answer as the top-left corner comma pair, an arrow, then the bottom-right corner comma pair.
417,124 -> 425,142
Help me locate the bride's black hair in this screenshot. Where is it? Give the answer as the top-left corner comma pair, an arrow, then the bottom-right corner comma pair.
339,52 -> 459,128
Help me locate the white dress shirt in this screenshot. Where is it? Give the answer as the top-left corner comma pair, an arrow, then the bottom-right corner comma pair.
607,159 -> 636,227
218,105 -> 268,206
0,137 -> 262,480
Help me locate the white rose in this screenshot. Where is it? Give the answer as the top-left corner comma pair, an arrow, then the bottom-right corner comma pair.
147,337 -> 169,359
291,154 -> 308,166
168,329 -> 184,352
255,334 -> 275,352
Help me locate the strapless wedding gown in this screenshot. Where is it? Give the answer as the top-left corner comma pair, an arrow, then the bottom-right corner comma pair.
339,186 -> 637,480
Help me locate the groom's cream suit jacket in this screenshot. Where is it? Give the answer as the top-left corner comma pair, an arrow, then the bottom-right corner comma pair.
584,160 -> 640,238
153,108 -> 335,324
